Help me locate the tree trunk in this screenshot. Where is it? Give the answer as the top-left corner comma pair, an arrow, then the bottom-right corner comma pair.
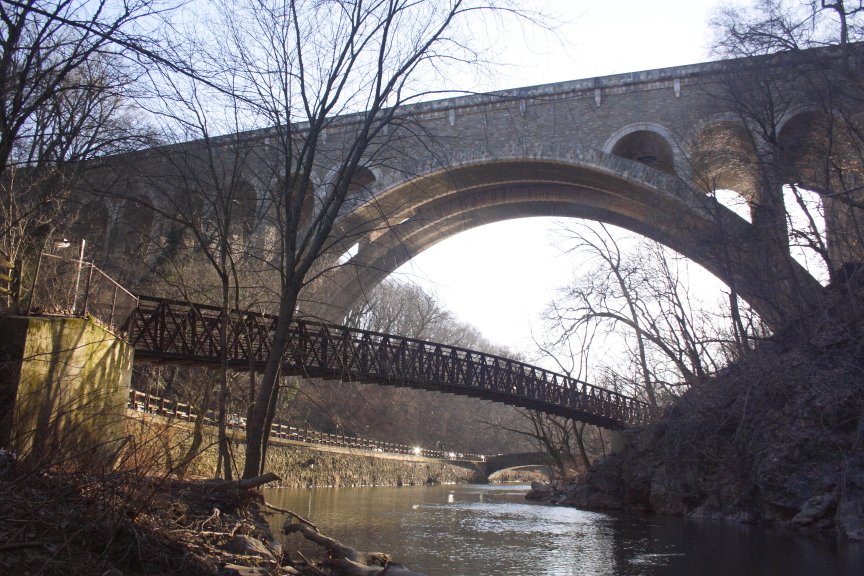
242,291 -> 297,478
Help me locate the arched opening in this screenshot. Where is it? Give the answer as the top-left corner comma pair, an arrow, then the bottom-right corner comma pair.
610,130 -> 676,175
232,179 -> 258,238
691,121 -> 759,201
778,112 -> 838,281
68,200 -> 109,255
118,200 -> 154,258
310,158 -> 823,330
348,166 -> 377,194
784,184 -> 830,284
712,189 -> 751,222
778,111 -> 831,192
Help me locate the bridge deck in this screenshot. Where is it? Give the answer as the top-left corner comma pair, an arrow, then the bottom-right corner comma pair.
126,296 -> 649,429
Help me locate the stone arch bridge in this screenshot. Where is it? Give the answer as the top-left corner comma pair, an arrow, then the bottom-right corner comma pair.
91,44 -> 864,330
478,452 -> 554,479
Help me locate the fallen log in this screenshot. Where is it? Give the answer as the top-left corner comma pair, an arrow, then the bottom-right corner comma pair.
283,523 -> 378,565
283,522 -> 428,576
264,501 -> 319,532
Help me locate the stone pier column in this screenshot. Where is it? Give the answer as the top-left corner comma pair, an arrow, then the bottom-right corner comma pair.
608,430 -> 629,455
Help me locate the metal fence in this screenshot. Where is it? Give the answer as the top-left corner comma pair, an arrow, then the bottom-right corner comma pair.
28,253 -> 138,332
128,390 -> 489,462
0,252 -> 13,311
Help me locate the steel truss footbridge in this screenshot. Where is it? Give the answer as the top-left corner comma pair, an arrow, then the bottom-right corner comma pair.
126,296 -> 650,430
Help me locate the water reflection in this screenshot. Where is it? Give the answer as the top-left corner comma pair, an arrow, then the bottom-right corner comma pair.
263,484 -> 863,576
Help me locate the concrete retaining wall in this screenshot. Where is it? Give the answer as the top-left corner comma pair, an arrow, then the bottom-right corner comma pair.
0,316 -> 131,465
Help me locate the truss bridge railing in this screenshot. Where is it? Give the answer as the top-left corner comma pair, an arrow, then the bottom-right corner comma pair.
126,296 -> 650,429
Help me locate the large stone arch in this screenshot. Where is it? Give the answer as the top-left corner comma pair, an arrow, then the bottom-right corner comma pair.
303,149 -> 823,328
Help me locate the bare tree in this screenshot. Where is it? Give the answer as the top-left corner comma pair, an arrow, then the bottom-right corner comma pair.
0,0 -> 181,310
709,0 -> 864,282
119,103 -> 273,480
542,223 -> 756,408
194,0 -> 531,479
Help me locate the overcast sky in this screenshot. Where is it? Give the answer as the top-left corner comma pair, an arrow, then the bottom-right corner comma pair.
389,0 -> 731,356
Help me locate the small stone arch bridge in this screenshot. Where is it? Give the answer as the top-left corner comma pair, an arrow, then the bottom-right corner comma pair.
127,296 -> 649,430
478,452 -> 553,479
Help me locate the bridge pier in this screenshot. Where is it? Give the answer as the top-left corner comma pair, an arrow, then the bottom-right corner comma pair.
0,316 -> 132,465
609,430 -> 628,455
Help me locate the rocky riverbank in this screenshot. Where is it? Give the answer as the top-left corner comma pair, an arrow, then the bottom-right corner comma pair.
532,288 -> 864,541
0,464 -> 287,575
0,465 -> 429,575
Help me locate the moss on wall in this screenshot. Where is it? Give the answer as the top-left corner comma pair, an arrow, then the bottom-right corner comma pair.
0,316 -> 132,466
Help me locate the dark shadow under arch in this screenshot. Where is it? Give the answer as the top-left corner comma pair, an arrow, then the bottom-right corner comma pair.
610,130 -> 677,176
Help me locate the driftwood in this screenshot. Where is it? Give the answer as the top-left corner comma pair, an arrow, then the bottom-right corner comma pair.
283,522 -> 429,576
264,501 -> 320,532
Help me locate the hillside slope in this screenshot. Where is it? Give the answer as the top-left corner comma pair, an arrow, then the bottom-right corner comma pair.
546,288 -> 864,541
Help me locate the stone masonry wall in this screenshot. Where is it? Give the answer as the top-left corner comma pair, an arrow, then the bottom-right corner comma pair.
125,413 -> 480,487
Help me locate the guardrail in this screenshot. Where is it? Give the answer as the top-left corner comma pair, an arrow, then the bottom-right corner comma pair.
128,390 -> 489,463
0,252 -> 13,310
28,253 -> 138,332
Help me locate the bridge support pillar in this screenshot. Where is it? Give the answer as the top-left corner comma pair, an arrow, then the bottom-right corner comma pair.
0,316 -> 132,465
608,430 -> 629,455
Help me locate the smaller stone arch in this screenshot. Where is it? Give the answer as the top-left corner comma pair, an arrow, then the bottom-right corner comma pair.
329,163 -> 382,227
777,108 -> 864,269
116,200 -> 154,257
690,119 -> 759,201
604,123 -> 678,176
231,179 -> 258,238
777,108 -> 833,192
68,200 -> 109,252
348,165 -> 377,193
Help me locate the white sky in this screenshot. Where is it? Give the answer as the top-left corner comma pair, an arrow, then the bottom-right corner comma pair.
388,0 -> 733,356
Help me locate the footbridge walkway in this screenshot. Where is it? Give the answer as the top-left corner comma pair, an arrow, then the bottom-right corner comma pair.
126,296 -> 650,430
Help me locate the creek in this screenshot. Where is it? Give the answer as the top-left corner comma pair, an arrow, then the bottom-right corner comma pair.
263,483 -> 863,575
